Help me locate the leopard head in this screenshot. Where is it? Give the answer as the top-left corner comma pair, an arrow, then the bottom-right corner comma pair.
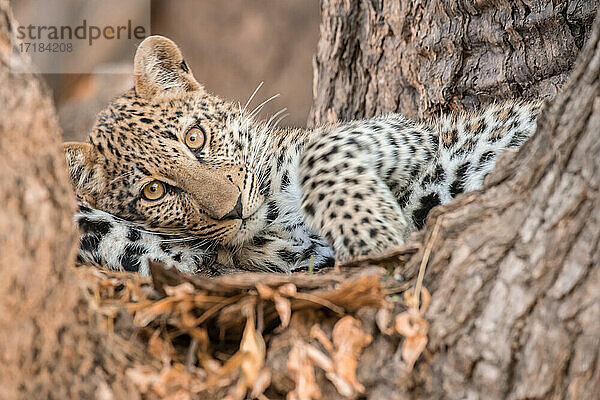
64,36 -> 269,245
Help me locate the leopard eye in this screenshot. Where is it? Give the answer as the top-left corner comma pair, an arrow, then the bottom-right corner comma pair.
185,127 -> 206,150
142,180 -> 166,201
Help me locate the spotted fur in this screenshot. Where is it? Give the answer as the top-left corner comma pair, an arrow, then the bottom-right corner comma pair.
65,36 -> 541,275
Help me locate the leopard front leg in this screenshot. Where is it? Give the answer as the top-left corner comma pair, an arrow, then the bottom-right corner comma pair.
234,228 -> 335,273
75,203 -> 221,276
298,124 -> 415,263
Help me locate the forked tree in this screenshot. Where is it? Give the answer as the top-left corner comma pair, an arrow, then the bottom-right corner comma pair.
0,0 -> 598,398
310,1 -> 600,398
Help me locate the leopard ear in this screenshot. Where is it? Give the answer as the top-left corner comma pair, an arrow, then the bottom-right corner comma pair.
63,142 -> 105,204
134,35 -> 201,99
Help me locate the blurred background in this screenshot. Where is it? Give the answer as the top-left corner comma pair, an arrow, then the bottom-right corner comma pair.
13,0 -> 320,141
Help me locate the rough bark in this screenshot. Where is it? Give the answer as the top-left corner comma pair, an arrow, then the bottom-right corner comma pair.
2,0 -> 599,398
409,21 -> 600,399
311,1 -> 600,399
309,0 -> 599,126
0,2 -> 147,398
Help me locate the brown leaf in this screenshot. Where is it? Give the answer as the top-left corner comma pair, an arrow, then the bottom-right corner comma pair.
206,352 -> 244,387
304,317 -> 372,396
152,366 -> 194,397
274,293 -> 292,328
375,308 -> 393,334
278,283 -> 297,297
394,312 -> 428,369
224,378 -> 248,400
148,330 -> 171,363
240,312 -> 266,386
256,283 -> 275,299
330,316 -> 372,394
126,365 -> 158,393
305,343 -> 334,372
286,341 -> 323,400
404,286 -> 431,316
250,368 -> 272,398
310,325 -> 333,353
132,297 -> 176,327
164,282 -> 195,299
163,390 -> 192,400
402,334 -> 428,370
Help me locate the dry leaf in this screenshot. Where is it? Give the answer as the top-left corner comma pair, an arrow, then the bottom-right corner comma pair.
403,286 -> 431,316
164,282 -> 195,299
419,287 -> 431,315
394,286 -> 431,369
163,390 -> 192,400
402,334 -> 427,370
215,307 -> 268,399
180,310 -> 197,328
126,365 -> 158,393
324,372 -> 353,397
256,283 -> 294,328
375,308 -> 393,334
278,283 -> 297,297
126,364 -> 195,397
250,368 -> 272,398
206,351 -> 244,387
133,297 -> 175,327
330,316 -> 372,393
148,330 -> 171,363
256,284 -> 275,299
274,293 -> 292,328
224,378 -> 247,400
79,263 -> 393,399
304,317 -> 371,397
310,325 -> 333,353
394,312 -> 428,369
152,366 -> 194,397
305,343 -> 334,372
287,341 -> 323,400
240,313 -> 266,386
202,358 -> 223,375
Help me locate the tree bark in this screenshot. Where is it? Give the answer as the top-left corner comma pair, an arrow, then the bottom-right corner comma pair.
311,1 -> 600,398
0,2 -> 147,398
309,0 -> 599,126
410,22 -> 600,400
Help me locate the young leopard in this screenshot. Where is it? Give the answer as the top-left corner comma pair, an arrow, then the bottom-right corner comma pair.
65,36 -> 541,276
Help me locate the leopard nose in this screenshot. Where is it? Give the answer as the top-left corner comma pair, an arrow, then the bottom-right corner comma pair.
218,194 -> 243,220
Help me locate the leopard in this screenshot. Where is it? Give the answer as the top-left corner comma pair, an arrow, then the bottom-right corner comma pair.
64,35 -> 542,276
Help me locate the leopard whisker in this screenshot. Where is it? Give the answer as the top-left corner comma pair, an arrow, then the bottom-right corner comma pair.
271,112 -> 289,133
252,107 -> 287,173
157,236 -> 198,243
107,170 -> 136,186
248,93 -> 280,120
100,214 -> 194,238
242,81 -> 264,115
265,107 -> 288,130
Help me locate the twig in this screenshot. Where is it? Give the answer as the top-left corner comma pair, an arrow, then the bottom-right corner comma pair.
413,217 -> 442,308
185,338 -> 199,373
336,243 -> 421,269
195,293 -> 246,325
383,280 -> 413,295
292,292 -> 345,315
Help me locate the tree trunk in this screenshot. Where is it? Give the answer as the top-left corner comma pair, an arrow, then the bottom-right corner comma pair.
311,1 -> 600,398
0,2 -> 147,398
309,0 -> 599,126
